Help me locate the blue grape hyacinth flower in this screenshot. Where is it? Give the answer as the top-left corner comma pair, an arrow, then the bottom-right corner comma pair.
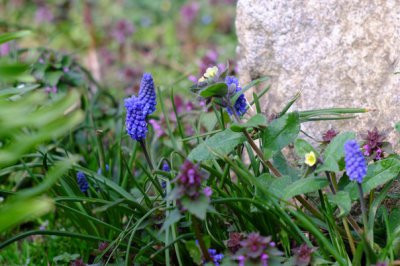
125,73 -> 157,141
76,171 -> 89,193
344,140 -> 367,183
225,76 -> 247,117
138,73 -> 157,115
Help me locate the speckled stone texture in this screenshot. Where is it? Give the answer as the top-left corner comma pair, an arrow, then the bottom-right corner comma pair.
236,0 -> 400,143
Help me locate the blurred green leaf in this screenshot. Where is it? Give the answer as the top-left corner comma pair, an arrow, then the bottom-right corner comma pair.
44,70 -> 63,86
230,113 -> 267,132
283,177 -> 328,200
317,132 -> 355,173
0,31 -> 31,45
188,128 -> 246,161
181,195 -> 209,220
294,138 -> 319,158
199,82 -> 228,98
0,197 -> 53,233
345,158 -> 400,200
262,112 -> 300,159
327,191 -> 351,217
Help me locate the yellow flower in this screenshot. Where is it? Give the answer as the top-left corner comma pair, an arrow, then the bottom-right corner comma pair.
304,151 -> 317,167
198,76 -> 206,83
203,66 -> 219,79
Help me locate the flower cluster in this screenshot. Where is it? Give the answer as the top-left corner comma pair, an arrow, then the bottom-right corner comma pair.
173,160 -> 210,200
344,140 -> 367,183
322,128 -> 338,143
225,76 -> 247,117
76,172 -> 89,193
111,19 -> 135,44
208,248 -> 224,266
233,232 -> 280,266
362,127 -> 385,160
125,73 -> 156,141
292,244 -> 316,266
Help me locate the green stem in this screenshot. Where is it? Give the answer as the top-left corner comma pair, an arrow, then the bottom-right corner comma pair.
96,130 -> 107,175
139,140 -> 154,170
230,105 -> 281,177
192,216 -> 211,262
358,183 -> 368,237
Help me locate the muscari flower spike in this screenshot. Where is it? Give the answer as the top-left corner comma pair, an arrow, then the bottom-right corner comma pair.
125,73 -> 157,141
76,171 -> 89,193
225,76 -> 248,117
344,140 -> 367,183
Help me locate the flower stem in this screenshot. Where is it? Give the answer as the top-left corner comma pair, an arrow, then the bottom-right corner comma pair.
96,129 -> 107,174
139,140 -> 154,171
192,216 -> 211,262
230,105 -> 281,177
358,183 -> 369,237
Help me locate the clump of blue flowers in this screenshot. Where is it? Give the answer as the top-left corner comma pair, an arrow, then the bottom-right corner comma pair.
76,172 -> 89,193
344,140 -> 367,183
125,73 -> 157,141
225,76 -> 247,117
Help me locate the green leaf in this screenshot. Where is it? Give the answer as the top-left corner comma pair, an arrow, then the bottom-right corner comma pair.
188,128 -> 246,161
185,240 -> 202,265
0,197 -> 53,233
327,191 -> 351,217
0,31 -> 31,45
181,195 -> 209,220
0,61 -> 30,81
199,83 -> 228,98
294,138 -> 319,158
317,132 -> 355,173
230,113 -> 267,132
389,208 -> 400,235
257,174 -> 294,199
283,177 -> 328,200
262,112 -> 300,159
160,209 -> 182,232
44,70 -> 64,86
395,122 -> 400,133
345,158 -> 400,200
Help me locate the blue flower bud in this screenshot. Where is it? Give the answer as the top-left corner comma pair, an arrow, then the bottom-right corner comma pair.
225,76 -> 247,117
76,171 -> 89,193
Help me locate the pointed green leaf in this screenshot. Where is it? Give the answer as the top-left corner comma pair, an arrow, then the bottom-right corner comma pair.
283,177 -> 328,200
181,195 -> 209,220
188,128 -> 246,161
230,113 -> 267,132
317,132 -> 355,173
262,112 -> 300,159
327,191 -> 351,217
199,83 -> 228,98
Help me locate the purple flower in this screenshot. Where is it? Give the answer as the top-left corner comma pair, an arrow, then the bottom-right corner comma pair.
344,140 -> 367,183
322,129 -> 338,143
362,127 -> 385,160
149,119 -> 165,138
170,161 -> 210,202
293,244 -> 316,266
111,19 -> 135,44
208,249 -> 224,265
180,2 -> 200,25
35,5 -> 54,23
227,232 -> 244,253
125,73 -> 157,141
0,43 -> 10,57
225,76 -> 247,117
203,186 -> 212,197
239,233 -> 271,259
44,86 -> 57,94
76,172 -> 89,193
162,161 -> 170,172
